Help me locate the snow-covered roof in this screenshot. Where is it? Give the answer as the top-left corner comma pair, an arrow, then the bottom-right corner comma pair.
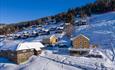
65,23 -> 71,25
16,42 -> 44,51
81,19 -> 87,22
71,34 -> 90,41
57,27 -> 64,29
50,35 -> 57,40
0,35 -> 6,38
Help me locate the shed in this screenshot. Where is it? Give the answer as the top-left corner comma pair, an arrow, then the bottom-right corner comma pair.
17,42 -> 44,55
42,35 -> 58,45
0,42 -> 45,64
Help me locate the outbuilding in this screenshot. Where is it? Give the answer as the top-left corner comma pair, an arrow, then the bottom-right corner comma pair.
0,42 -> 45,64
42,35 -> 58,45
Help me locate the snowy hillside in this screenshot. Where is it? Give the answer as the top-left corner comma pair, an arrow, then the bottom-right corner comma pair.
74,12 -> 115,49
0,12 -> 115,70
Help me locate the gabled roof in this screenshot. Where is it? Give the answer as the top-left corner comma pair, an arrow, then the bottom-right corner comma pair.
16,42 -> 44,51
71,34 -> 90,41
50,35 -> 57,40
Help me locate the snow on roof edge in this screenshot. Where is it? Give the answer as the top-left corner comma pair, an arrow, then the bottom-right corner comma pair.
16,42 -> 44,51
71,34 -> 90,41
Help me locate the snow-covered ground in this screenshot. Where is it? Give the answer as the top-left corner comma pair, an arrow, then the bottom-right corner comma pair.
0,50 -> 115,70
0,12 -> 115,70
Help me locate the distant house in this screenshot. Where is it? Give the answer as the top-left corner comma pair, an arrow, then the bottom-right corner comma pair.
30,30 -> 38,37
49,27 -> 57,31
55,27 -> 64,33
13,34 -> 21,39
0,35 -> 6,38
0,42 -> 45,64
7,34 -> 15,39
38,28 -> 50,36
69,34 -> 90,56
0,35 -> 6,41
42,35 -> 58,45
74,17 -> 88,26
21,31 -> 30,39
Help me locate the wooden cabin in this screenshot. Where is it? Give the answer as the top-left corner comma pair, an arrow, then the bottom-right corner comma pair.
42,35 -> 58,45
70,34 -> 90,56
0,42 -> 44,64
72,34 -> 90,48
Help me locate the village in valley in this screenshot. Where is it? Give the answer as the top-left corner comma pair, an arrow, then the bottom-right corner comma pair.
0,0 -> 115,70
0,11 -> 115,70
0,14 -> 96,64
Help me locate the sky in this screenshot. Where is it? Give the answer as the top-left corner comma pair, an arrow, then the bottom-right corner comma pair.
0,0 -> 96,24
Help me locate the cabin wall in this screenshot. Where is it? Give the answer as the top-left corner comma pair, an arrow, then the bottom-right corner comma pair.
72,36 -> 90,48
42,36 -> 58,45
16,49 -> 34,64
50,36 -> 58,45
0,49 -> 35,64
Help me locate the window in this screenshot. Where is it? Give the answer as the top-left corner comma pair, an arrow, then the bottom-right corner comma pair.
84,41 -> 87,44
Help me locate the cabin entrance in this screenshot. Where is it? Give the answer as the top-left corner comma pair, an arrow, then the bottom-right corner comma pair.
34,49 -> 38,55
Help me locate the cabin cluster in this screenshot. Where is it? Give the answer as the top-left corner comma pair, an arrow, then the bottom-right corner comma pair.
74,16 -> 88,26
41,33 -> 97,56
0,33 -> 97,64
6,24 -> 64,40
6,17 -> 87,40
0,19 -> 97,64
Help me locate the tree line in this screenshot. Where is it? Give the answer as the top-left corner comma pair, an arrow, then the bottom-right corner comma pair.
0,0 -> 114,35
